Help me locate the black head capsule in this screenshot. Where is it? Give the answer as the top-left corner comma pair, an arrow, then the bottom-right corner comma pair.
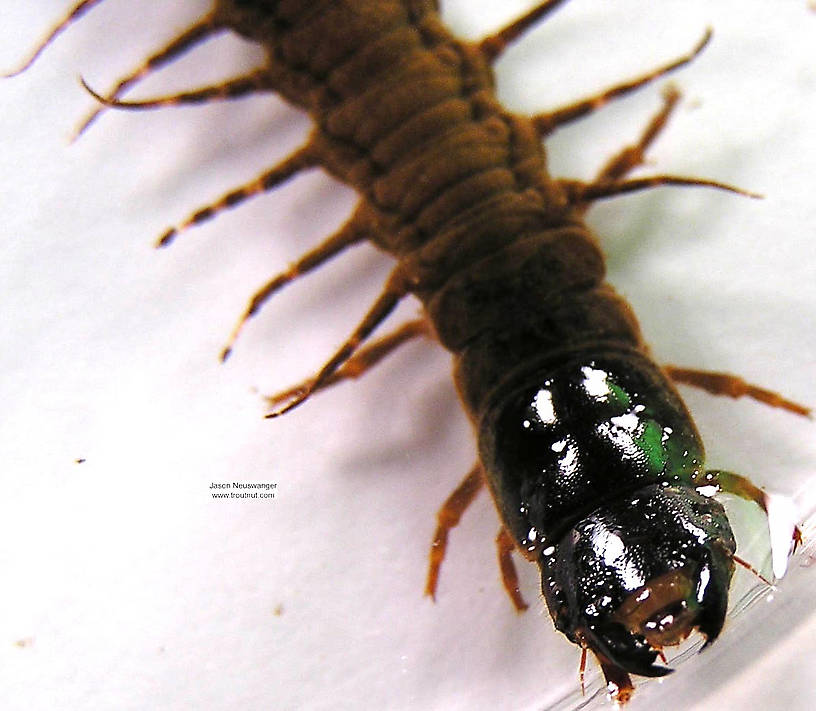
543,484 -> 736,678
479,354 -> 737,686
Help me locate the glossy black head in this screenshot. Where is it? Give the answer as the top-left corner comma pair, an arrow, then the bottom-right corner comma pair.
542,484 -> 736,676
541,484 -> 736,677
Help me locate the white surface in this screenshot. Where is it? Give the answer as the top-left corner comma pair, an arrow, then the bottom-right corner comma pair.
2,1 -> 816,710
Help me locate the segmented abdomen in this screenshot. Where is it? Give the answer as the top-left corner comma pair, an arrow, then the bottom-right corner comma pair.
224,0 -> 645,418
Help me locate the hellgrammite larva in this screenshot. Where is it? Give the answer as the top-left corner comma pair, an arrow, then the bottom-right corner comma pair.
6,0 -> 810,704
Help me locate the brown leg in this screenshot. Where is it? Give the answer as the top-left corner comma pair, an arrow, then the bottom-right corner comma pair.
156,143 -> 318,247
496,527 -> 529,612
561,86 -> 758,209
425,464 -> 485,600
478,0 -> 572,61
578,648 -> 588,697
732,555 -> 773,587
72,13 -> 224,138
3,0 -> 114,78
697,469 -> 803,559
221,204 -> 379,361
266,268 -> 409,417
591,85 -> 681,185
80,69 -> 272,112
532,30 -> 711,136
266,319 -> 431,408
697,470 -> 777,517
665,366 -> 811,418
562,173 -> 758,207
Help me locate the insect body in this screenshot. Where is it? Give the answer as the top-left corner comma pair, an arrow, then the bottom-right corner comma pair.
6,0 -> 808,704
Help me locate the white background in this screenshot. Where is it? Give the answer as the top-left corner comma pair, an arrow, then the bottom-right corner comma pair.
2,1 -> 816,710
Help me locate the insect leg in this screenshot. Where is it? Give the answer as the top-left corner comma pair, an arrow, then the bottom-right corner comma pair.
496,527 -> 530,612
668,367 -> 809,564
532,30 -> 711,136
664,366 -> 811,418
589,85 -> 683,187
563,174 -> 759,205
478,0 -> 572,61
265,319 -> 431,407
561,86 -> 759,206
731,555 -> 773,587
425,463 -> 485,600
696,469 -> 803,553
2,0 -> 111,78
221,205 -> 379,361
578,648 -> 588,697
266,268 -> 409,417
157,143 -> 318,247
80,69 -> 272,112
72,12 -> 224,139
